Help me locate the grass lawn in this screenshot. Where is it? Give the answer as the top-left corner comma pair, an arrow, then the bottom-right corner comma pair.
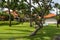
0,22 -> 60,40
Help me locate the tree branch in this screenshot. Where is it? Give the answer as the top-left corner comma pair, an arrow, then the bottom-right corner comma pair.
26,1 -> 41,14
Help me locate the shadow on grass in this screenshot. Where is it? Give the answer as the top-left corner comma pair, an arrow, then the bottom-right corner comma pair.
0,21 -> 21,26
12,25 -> 60,40
11,25 -> 28,27
0,23 -> 20,26
0,25 -> 60,40
6,29 -> 33,32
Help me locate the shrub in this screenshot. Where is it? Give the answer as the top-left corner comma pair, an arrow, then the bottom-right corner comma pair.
0,12 -> 14,21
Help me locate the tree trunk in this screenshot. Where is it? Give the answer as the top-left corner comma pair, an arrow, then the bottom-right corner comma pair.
30,17 -> 33,27
9,9 -> 11,27
29,0 -> 32,27
30,21 -> 43,36
8,0 -> 12,27
57,19 -> 59,28
30,18 -> 43,36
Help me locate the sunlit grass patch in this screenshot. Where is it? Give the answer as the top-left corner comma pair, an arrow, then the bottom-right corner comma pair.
0,22 -> 60,40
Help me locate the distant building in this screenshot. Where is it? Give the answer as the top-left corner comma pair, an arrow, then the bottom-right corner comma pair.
2,8 -> 19,19
45,18 -> 57,24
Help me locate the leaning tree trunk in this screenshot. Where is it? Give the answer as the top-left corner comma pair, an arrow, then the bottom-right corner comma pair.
30,17 -> 43,36
30,12 -> 44,36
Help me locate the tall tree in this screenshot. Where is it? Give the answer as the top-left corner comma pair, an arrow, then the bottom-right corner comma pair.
25,0 -> 53,36
7,0 -> 12,26
0,0 -> 20,26
54,3 -> 60,27
0,0 -> 12,26
29,0 -> 33,27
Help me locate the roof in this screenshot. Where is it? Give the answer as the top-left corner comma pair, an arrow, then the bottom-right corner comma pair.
44,13 -> 56,18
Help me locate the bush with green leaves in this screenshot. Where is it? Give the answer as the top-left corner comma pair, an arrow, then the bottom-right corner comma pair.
0,12 -> 14,21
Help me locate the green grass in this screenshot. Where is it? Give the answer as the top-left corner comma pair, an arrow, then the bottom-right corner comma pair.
0,21 -> 20,25
0,22 -> 60,40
